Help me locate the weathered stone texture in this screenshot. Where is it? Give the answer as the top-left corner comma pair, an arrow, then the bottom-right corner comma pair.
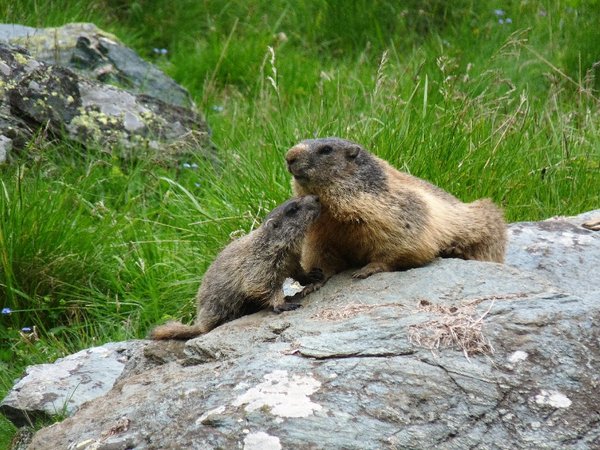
1,210 -> 598,449
0,23 -> 193,108
0,24 -> 212,161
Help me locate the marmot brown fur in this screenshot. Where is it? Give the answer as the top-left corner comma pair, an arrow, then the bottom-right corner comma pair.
285,137 -> 507,281
150,195 -> 322,340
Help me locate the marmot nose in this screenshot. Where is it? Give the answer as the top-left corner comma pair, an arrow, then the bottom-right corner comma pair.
285,145 -> 304,166
286,156 -> 299,175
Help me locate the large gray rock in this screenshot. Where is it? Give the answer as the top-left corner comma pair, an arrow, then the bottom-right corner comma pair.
0,25 -> 212,160
0,341 -> 150,427
3,210 -> 599,449
0,23 -> 193,108
0,134 -> 11,163
505,209 -> 600,301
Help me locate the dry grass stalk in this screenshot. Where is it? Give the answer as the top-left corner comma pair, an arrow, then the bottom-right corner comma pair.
408,299 -> 495,360
313,302 -> 403,321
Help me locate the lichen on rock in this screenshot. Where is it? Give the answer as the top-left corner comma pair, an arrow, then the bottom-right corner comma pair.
0,26 -> 213,161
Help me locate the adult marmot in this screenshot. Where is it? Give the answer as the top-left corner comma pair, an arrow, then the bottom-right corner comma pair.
285,137 -> 506,281
151,195 -> 321,340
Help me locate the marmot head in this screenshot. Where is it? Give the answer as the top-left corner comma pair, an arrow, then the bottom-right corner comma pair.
285,137 -> 386,194
260,195 -> 321,250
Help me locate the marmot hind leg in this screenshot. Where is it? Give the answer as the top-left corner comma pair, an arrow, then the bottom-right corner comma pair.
443,199 -> 507,263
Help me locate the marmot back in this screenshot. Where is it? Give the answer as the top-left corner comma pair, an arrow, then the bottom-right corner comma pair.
150,195 -> 321,340
285,137 -> 507,281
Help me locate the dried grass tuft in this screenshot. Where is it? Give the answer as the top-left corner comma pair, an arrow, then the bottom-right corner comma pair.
408,299 -> 496,360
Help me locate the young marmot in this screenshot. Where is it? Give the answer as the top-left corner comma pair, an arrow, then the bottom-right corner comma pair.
150,195 -> 322,340
285,137 -> 506,281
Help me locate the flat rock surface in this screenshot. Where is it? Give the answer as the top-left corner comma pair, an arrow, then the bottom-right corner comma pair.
506,209 -> 600,300
2,210 -> 599,449
0,341 -> 148,427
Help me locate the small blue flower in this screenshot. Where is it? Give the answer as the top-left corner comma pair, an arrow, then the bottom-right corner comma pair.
21,327 -> 32,333
211,105 -> 224,112
498,18 -> 504,24
1,307 -> 11,315
183,162 -> 191,169
194,182 -> 201,188
160,48 -> 168,55
505,18 -> 513,24
190,163 -> 199,169
494,9 -> 505,16
152,48 -> 160,54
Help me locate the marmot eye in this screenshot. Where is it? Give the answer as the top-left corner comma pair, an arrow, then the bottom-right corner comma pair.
318,145 -> 333,155
285,203 -> 299,216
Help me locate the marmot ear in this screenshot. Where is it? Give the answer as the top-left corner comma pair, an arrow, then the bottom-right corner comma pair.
264,218 -> 279,229
346,145 -> 361,159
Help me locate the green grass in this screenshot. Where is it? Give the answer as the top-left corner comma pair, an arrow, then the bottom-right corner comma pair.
1,0 -> 600,444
